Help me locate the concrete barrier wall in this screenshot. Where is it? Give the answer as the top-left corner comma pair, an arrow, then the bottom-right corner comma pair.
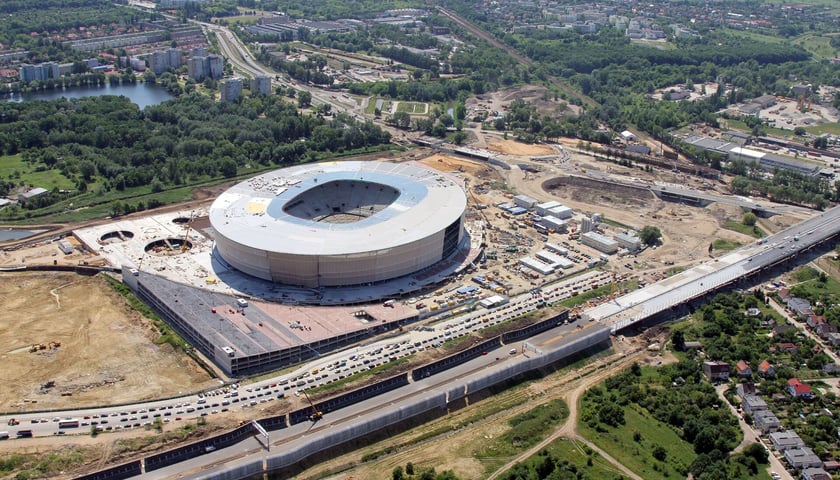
266,393 -> 446,472
290,373 -> 410,425
193,459 -> 263,480
145,423 -> 256,472
318,373 -> 410,414
412,337 -> 502,381
447,385 -> 466,403
72,460 -> 141,480
257,414 -> 287,431
502,311 -> 568,343
540,327 -> 611,366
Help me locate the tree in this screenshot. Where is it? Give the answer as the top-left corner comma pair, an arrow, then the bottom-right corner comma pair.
297,90 -> 312,108
639,226 -> 662,246
451,131 -> 468,145
742,212 -> 757,227
672,330 -> 686,351
392,466 -> 404,480
743,442 -> 769,464
652,445 -> 667,461
219,157 -> 238,178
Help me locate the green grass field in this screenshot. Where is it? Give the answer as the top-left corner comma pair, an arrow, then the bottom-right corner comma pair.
764,0 -> 840,12
578,405 -> 697,480
789,266 -> 840,297
724,220 -> 766,238
497,437 -> 630,479
395,101 -> 428,114
365,97 -> 393,115
0,154 -> 77,191
712,239 -> 743,251
793,34 -> 840,59
806,123 -> 840,136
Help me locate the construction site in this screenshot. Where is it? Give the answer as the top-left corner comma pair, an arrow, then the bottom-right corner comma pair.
0,140 -> 813,407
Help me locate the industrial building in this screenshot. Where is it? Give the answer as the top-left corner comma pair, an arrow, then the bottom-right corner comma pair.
547,205 -> 573,219
210,161 -> 467,288
519,257 -> 554,275
614,232 -> 642,252
535,201 -> 561,216
540,215 -> 567,232
513,194 -> 537,209
581,231 -> 618,254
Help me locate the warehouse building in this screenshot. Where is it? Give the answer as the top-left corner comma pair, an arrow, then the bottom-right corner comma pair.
513,194 -> 537,209
581,231 -> 618,254
535,201 -> 562,216
615,232 -> 642,252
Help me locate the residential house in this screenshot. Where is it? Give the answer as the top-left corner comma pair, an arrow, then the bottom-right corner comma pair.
702,361 -> 730,382
736,383 -> 756,399
769,430 -> 805,452
827,333 -> 840,349
753,410 -> 781,434
824,363 -> 840,375
822,460 -> 840,471
776,342 -> 799,354
785,447 -> 822,469
802,467 -> 831,480
816,323 -> 838,339
735,360 -> 752,378
787,297 -> 814,319
807,314 -> 827,329
742,394 -> 768,414
758,360 -> 776,378
759,317 -> 776,328
746,307 -> 761,317
778,288 -> 792,302
788,378 -> 814,399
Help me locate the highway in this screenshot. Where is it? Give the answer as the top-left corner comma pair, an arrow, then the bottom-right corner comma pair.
586,204 -> 840,330
198,22 -> 361,116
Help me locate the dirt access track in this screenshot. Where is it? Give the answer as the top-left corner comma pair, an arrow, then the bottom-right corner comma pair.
0,272 -> 215,412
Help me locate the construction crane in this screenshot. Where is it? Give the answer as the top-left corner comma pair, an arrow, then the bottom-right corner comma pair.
181,212 -> 195,252
302,390 -> 322,422
608,270 -> 620,304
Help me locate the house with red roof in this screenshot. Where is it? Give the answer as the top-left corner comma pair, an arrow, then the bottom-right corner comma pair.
735,360 -> 752,378
788,378 -> 813,399
758,360 -> 775,378
776,342 -> 799,354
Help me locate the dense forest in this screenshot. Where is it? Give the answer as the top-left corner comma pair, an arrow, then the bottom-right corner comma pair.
0,93 -> 391,214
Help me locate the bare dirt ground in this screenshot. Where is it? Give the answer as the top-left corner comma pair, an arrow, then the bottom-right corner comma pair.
487,139 -> 555,156
418,153 -> 498,179
469,84 -> 582,119
0,272 -> 215,411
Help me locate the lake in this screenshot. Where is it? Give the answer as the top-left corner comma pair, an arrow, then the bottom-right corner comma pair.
0,229 -> 44,242
4,82 -> 175,109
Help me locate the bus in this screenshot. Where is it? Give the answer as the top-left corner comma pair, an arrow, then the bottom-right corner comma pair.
58,419 -> 80,429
